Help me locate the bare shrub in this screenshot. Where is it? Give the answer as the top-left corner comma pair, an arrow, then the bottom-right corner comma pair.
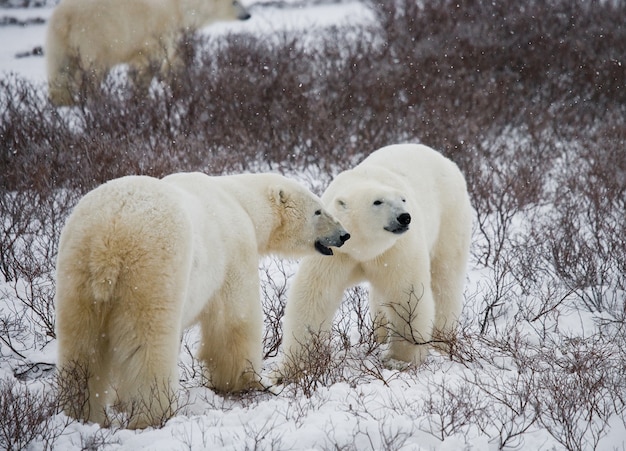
0,377 -> 67,451
275,327 -> 349,398
103,380 -> 183,430
56,358 -> 185,430
544,143 -> 626,314
467,139 -> 550,268
260,258 -> 293,360
468,366 -> 539,449
375,286 -> 460,356
178,331 -> 211,390
55,359 -> 92,424
421,376 -> 487,442
533,336 -> 623,451
1,188 -> 79,344
77,428 -> 120,451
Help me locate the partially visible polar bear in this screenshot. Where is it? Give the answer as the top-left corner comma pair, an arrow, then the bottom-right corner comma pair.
280,144 -> 472,371
55,172 -> 349,429
46,0 -> 250,105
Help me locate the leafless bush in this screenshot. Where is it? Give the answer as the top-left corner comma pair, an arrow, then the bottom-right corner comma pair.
532,336 -> 624,451
421,376 -> 487,442
77,428 -> 120,451
1,188 -> 78,346
0,377 -> 67,451
544,144 -> 626,314
178,330 -> 211,390
326,415 -> 414,451
102,380 -> 183,430
55,359 -> 92,424
260,258 -> 293,359
341,287 -> 390,366
275,328 -> 349,398
56,358 -> 185,430
466,138 -> 550,268
468,364 -> 539,449
238,416 -> 286,451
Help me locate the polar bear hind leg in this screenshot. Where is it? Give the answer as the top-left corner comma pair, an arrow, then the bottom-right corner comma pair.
56,281 -> 112,425
106,289 -> 184,429
58,261 -> 219,427
430,238 -> 470,355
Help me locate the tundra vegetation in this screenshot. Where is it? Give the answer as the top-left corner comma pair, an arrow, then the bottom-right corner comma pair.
1,0 -> 625,449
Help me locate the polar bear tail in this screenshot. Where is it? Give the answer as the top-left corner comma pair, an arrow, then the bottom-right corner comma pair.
88,242 -> 124,303
90,266 -> 120,303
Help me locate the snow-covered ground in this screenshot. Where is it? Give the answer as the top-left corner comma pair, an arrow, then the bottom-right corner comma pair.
1,2 -> 625,450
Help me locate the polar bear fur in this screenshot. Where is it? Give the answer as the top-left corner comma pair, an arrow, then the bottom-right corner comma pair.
55,172 -> 349,428
281,144 -> 472,370
46,0 -> 250,106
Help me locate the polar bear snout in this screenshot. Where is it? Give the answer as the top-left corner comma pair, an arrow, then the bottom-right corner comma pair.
315,230 -> 351,255
234,1 -> 251,20
385,212 -> 411,234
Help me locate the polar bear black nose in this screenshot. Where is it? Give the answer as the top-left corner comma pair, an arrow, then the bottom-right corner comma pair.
398,213 -> 411,226
340,232 -> 351,243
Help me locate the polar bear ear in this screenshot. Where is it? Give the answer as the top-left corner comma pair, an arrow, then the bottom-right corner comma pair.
270,185 -> 289,205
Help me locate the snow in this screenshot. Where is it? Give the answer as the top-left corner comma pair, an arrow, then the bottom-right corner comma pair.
1,1 -> 625,450
0,7 -> 50,83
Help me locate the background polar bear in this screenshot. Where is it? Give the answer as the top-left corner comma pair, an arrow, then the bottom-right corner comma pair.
280,144 -> 472,372
55,172 -> 349,429
46,0 -> 250,106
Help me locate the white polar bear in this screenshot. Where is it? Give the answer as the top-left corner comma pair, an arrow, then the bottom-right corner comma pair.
280,144 -> 472,370
46,0 -> 250,106
55,172 -> 349,429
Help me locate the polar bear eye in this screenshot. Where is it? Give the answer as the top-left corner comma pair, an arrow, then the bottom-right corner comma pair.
314,209 -> 322,216
337,199 -> 346,208
373,200 -> 383,206
402,198 -> 406,203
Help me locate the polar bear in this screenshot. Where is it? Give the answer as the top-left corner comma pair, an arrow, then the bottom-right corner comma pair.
55,172 -> 349,428
280,144 -> 472,371
46,0 -> 250,106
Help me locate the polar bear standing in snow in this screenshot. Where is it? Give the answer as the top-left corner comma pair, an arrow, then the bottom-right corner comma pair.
55,172 -> 349,428
46,0 -> 250,105
280,144 -> 472,370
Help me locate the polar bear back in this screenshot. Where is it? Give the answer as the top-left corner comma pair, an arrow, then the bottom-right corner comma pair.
358,143 -> 468,210
48,0 -> 180,71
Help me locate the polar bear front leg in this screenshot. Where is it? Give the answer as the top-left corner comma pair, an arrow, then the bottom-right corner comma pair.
369,271 -> 435,367
279,254 -> 357,379
385,284 -> 435,367
363,240 -> 436,367
197,261 -> 264,393
367,286 -> 390,344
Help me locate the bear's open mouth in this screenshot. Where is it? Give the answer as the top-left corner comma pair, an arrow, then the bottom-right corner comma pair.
315,240 -> 334,255
384,224 -> 410,234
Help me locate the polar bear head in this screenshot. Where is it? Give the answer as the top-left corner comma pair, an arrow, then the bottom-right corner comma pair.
269,181 -> 350,257
189,0 -> 251,27
324,181 -> 411,262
